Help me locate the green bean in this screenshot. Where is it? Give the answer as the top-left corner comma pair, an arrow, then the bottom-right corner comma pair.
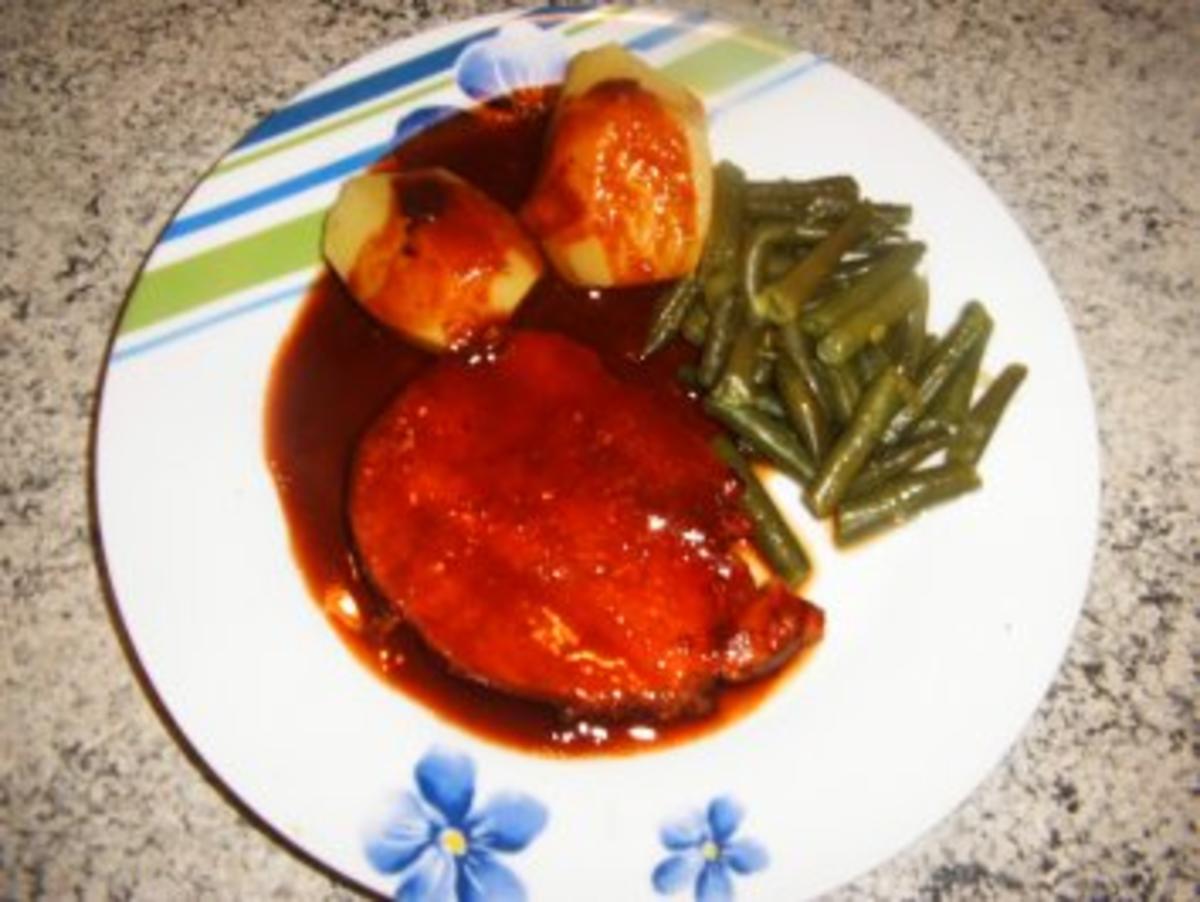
869,203 -> 913,230
807,271 -> 856,305
759,203 -> 877,323
752,219 -> 897,261
778,321 -> 835,418
798,242 -> 925,337
837,239 -> 903,270
698,291 -> 744,387
770,207 -> 906,254
854,341 -> 892,387
907,405 -> 957,441
918,332 -> 940,370
701,164 -> 746,307
642,276 -> 701,358
675,162 -> 1024,546
746,222 -> 878,315
757,234 -> 845,290
845,430 -> 952,499
743,180 -> 860,223
775,354 -> 831,462
702,163 -> 745,270
704,398 -> 817,485
751,391 -> 787,420
752,330 -> 777,388
711,436 -> 811,589
834,464 -> 982,546
837,246 -> 884,266
681,303 -> 710,346
746,196 -> 844,222
822,358 -> 862,427
816,272 -> 926,366
762,224 -> 832,245
744,175 -> 860,203
828,259 -> 878,287
881,301 -> 993,446
925,336 -> 986,429
744,223 -> 803,306
686,363 -> 784,420
744,205 -> 902,260
808,367 -> 912,517
761,252 -> 795,283
948,364 -> 1028,465
836,203 -> 909,239
692,372 -> 785,421
883,289 -> 929,378
713,322 -> 766,407
705,266 -> 740,307
855,220 -> 910,256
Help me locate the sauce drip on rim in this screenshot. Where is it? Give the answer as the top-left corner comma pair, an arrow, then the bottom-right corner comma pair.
265,89 -> 815,756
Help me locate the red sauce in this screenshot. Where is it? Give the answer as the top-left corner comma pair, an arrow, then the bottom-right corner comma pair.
265,90 -> 815,756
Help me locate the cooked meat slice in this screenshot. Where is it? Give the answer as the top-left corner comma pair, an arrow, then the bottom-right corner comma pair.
349,332 -> 822,720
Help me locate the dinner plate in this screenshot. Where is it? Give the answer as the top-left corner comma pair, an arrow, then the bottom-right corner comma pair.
93,6 -> 1099,900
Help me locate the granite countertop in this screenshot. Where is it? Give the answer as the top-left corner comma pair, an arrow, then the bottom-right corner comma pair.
2,0 -> 1196,898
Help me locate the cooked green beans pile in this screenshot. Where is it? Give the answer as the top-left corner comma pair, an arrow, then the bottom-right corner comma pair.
643,162 -> 1027,565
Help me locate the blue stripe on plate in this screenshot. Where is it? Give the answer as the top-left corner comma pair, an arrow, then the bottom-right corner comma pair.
163,142 -> 391,242
236,6 -> 564,150
111,283 -> 308,362
625,8 -> 708,53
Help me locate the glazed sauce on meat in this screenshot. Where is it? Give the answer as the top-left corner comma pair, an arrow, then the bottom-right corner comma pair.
265,89 -> 811,756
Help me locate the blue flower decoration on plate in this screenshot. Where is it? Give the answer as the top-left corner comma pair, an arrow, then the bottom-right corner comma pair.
393,21 -> 569,147
455,21 -> 570,101
367,748 -> 548,902
652,797 -> 769,902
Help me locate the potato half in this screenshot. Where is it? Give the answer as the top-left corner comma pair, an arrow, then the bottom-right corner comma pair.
520,44 -> 713,287
324,167 -> 543,350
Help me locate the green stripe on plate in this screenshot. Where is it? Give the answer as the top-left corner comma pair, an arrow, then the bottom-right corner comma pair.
120,211 -> 324,334
660,27 -> 790,96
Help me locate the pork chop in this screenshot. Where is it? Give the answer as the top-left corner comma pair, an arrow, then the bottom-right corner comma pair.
349,331 -> 822,720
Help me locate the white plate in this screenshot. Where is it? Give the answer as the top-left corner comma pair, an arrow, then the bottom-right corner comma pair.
94,7 -> 1099,900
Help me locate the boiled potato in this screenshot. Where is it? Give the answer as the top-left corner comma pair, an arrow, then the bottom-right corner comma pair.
324,167 -> 543,350
520,44 -> 712,287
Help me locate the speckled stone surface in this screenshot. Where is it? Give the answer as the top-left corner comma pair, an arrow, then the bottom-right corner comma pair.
1,0 -> 1196,898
